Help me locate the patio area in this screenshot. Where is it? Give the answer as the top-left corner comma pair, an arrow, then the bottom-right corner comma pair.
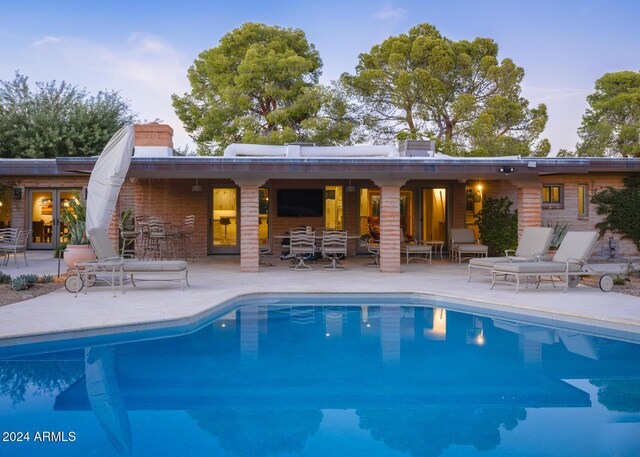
0,250 -> 639,347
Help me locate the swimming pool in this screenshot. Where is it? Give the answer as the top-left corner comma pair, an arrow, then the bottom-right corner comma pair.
1,295 -> 639,456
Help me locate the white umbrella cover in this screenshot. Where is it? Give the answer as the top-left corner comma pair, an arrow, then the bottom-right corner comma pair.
86,125 -> 135,233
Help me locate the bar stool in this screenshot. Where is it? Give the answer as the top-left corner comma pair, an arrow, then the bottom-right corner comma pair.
220,217 -> 231,244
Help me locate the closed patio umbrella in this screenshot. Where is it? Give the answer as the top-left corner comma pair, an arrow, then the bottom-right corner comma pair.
86,125 -> 135,233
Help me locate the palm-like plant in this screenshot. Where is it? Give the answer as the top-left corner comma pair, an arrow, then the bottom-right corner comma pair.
59,191 -> 88,245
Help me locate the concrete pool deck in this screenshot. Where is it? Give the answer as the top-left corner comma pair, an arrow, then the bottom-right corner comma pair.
0,251 -> 639,346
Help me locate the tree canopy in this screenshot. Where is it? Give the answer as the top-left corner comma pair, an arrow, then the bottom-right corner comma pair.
172,22 -> 354,154
0,72 -> 136,158
575,71 -> 640,157
592,176 -> 640,250
341,23 -> 549,156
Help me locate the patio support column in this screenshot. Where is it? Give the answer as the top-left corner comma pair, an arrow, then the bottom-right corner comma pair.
234,179 -> 266,273
375,179 -> 406,273
516,182 -> 542,237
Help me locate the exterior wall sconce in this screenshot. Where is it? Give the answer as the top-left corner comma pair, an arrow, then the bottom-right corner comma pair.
499,166 -> 514,175
191,179 -> 202,192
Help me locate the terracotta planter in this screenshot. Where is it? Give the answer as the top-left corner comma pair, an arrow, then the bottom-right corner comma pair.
63,244 -> 96,271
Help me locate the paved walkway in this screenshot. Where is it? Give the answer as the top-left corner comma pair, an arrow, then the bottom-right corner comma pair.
0,251 -> 639,347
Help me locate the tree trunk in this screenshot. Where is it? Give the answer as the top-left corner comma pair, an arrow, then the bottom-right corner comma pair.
445,121 -> 454,140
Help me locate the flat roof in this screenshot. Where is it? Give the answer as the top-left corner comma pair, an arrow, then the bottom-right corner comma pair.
1,156 -> 639,181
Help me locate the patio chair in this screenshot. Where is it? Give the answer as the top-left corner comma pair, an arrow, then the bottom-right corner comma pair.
0,228 -> 18,266
119,220 -> 139,259
85,228 -> 189,290
450,228 -> 488,263
177,215 -> 195,260
321,229 -> 348,270
490,231 -> 611,293
363,239 -> 380,268
289,229 -> 316,270
146,217 -> 176,260
1,229 -> 30,268
467,226 -> 553,281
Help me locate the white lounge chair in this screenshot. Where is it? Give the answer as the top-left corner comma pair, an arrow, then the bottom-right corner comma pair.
467,227 -> 553,281
67,228 -> 189,292
490,231 -> 613,293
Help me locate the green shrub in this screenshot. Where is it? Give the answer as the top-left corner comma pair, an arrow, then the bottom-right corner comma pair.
612,276 -> 628,286
475,197 -> 518,257
23,274 -> 38,284
53,242 -> 67,259
11,274 -> 36,291
59,190 -> 88,245
38,274 -> 54,284
592,176 -> 640,250
0,272 -> 11,284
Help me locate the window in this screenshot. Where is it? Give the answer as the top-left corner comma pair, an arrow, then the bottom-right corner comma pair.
578,184 -> 589,217
542,184 -> 563,206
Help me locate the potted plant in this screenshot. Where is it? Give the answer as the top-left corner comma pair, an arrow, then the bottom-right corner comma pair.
59,190 -> 95,270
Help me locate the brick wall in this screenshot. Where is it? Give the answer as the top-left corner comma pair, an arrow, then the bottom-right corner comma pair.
379,186 -> 401,273
133,124 -> 173,147
133,178 -> 213,258
8,176 -> 89,233
240,186 -> 259,272
541,174 -> 639,256
517,184 -> 543,236
451,181 -> 466,229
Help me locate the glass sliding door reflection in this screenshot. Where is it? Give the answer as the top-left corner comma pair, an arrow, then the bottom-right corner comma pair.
259,188 -> 269,249
422,188 -> 447,242
30,190 -> 55,248
325,185 -> 343,229
212,188 -> 238,249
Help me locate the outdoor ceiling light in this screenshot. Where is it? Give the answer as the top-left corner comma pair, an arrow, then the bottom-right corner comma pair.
499,166 -> 515,175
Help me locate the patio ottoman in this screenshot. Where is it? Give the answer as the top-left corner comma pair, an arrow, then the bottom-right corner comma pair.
457,244 -> 488,263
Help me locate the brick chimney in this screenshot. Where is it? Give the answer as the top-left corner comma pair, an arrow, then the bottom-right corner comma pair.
133,123 -> 174,157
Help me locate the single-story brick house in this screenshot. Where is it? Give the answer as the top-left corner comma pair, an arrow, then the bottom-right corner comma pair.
1,123 -> 638,272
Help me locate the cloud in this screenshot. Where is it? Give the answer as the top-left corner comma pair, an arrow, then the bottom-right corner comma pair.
32,36 -> 61,47
15,34 -> 193,148
373,2 -> 407,19
521,84 -> 590,103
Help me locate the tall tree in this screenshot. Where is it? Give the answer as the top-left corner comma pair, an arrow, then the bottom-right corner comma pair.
173,23 -> 354,154
341,23 -> 548,156
576,71 -> 640,157
0,72 -> 136,158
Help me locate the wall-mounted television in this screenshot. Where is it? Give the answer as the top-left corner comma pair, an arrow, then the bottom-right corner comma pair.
277,189 -> 324,217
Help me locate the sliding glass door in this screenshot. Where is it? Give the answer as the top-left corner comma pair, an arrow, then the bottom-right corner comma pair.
28,189 -> 78,249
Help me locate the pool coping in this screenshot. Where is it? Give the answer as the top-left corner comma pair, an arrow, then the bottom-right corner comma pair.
1,289 -> 639,355
0,256 -> 639,351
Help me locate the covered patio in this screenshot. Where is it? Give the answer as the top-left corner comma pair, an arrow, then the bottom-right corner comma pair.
53,124 -> 590,274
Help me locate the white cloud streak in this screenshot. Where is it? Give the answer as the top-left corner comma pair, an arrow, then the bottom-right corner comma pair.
19,33 -> 193,148
373,2 -> 407,19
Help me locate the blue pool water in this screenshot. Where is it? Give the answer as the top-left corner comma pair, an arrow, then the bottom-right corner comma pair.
1,295 -> 639,457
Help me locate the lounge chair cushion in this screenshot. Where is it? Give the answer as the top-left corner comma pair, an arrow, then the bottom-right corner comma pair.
469,256 -> 531,268
553,231 -> 598,262
513,227 -> 553,257
123,260 -> 187,273
494,262 -> 583,274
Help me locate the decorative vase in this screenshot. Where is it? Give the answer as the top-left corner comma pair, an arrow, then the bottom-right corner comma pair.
63,244 -> 96,271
